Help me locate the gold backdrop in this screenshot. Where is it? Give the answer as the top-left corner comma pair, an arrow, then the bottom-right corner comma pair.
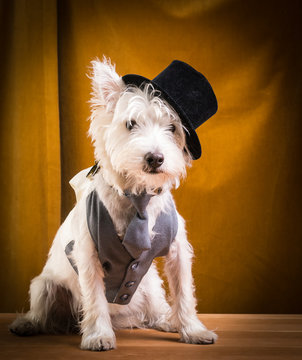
0,0 -> 302,313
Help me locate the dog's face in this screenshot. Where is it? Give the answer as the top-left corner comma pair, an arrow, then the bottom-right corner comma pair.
89,58 -> 191,194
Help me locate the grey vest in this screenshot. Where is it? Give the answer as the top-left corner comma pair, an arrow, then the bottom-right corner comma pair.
66,189 -> 178,305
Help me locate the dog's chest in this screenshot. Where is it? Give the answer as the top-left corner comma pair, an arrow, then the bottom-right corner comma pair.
103,196 -> 135,238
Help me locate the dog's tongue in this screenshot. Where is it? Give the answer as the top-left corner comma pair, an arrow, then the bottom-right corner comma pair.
122,192 -> 152,259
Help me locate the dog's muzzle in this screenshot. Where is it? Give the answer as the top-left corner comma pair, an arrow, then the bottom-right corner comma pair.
144,152 -> 164,173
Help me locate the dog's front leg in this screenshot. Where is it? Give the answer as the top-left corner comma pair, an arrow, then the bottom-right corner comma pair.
75,229 -> 116,351
164,215 -> 217,344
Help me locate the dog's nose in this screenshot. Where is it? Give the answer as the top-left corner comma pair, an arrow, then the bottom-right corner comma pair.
144,152 -> 164,169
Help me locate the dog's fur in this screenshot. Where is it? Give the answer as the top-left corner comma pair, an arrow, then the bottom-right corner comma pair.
10,58 -> 217,350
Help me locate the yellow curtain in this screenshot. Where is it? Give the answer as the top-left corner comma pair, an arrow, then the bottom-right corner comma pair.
0,0 -> 301,313
0,0 -> 61,311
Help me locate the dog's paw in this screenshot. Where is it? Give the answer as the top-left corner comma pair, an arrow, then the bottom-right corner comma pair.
180,325 -> 217,345
9,317 -> 40,336
80,331 -> 116,351
151,318 -> 178,333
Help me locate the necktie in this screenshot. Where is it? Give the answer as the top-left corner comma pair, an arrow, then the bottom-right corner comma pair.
122,192 -> 153,259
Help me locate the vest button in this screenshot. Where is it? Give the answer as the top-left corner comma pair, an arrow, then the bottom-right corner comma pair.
125,281 -> 135,288
131,262 -> 139,270
120,294 -> 129,301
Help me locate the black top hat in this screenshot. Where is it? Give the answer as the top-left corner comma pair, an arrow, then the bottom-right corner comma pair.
122,60 -> 218,160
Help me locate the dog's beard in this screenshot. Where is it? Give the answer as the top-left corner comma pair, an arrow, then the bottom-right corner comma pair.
142,163 -> 165,175
116,166 -> 181,195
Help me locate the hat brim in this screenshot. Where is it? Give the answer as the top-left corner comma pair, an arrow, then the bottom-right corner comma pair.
122,74 -> 202,160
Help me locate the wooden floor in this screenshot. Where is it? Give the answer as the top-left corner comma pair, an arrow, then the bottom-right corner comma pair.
1,314 -> 302,359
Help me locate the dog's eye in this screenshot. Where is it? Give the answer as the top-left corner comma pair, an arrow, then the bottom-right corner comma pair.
126,119 -> 137,131
169,124 -> 176,133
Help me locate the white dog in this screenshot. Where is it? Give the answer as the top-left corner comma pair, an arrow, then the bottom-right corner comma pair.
10,58 -> 218,351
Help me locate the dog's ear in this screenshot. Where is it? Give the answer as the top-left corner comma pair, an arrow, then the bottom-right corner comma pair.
90,57 -> 125,112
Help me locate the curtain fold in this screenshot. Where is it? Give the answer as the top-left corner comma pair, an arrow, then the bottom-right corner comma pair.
0,0 -> 61,311
0,0 -> 301,313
